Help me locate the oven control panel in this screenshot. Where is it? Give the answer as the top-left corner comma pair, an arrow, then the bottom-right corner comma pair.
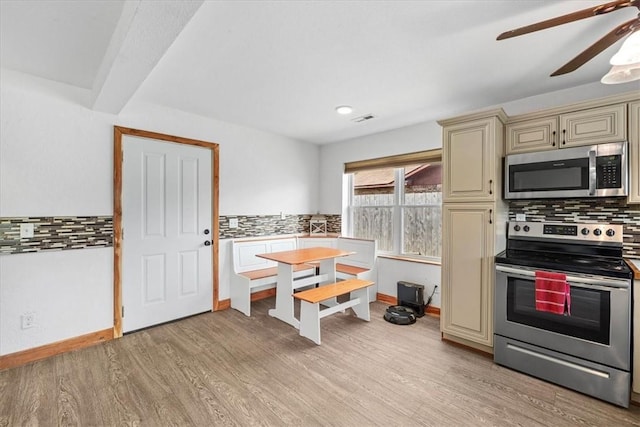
509,221 -> 623,244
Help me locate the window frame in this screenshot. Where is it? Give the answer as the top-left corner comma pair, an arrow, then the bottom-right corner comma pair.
345,150 -> 442,262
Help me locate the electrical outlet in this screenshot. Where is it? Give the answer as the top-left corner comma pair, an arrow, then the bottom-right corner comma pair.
228,218 -> 238,229
21,313 -> 35,329
20,223 -> 34,238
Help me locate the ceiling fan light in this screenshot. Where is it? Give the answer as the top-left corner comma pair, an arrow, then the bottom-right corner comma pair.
610,32 -> 640,66
601,63 -> 640,84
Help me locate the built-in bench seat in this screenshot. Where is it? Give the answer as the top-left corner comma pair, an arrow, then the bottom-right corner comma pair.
231,236 -> 315,316
293,278 -> 374,345
238,264 -> 314,281
336,263 -> 369,276
335,237 -> 377,302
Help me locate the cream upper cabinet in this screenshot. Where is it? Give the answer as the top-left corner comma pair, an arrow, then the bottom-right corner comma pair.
560,103 -> 626,148
629,101 -> 640,204
506,103 -> 627,154
442,114 -> 504,202
506,116 -> 558,154
440,203 -> 495,347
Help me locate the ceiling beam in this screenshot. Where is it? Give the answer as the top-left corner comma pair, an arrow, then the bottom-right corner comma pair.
90,0 -> 204,114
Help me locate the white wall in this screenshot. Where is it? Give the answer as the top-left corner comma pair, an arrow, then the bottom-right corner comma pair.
0,69 -> 319,355
118,100 -> 320,216
319,120 -> 442,214
377,258 -> 441,307
0,248 -> 113,355
0,71 -> 114,216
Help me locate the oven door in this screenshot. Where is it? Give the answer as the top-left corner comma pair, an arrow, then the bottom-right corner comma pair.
495,264 -> 631,371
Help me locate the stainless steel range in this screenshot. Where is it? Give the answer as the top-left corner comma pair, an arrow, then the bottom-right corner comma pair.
494,221 -> 633,407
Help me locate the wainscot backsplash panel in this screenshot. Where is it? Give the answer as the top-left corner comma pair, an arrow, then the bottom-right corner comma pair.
508,199 -> 640,258
219,214 -> 341,239
0,216 -> 113,255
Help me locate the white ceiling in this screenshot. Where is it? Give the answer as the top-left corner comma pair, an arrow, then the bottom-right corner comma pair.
1,0 -> 638,144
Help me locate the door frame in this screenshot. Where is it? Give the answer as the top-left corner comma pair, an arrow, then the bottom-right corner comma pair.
113,126 -> 220,338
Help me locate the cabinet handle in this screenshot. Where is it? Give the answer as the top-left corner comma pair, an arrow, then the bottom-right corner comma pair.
552,130 -> 556,147
562,129 -> 566,145
489,179 -> 493,195
489,209 -> 493,224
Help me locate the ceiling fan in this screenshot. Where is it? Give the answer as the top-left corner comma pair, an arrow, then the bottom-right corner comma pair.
497,0 -> 640,77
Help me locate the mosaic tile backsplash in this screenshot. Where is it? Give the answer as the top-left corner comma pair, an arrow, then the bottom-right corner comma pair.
0,216 -> 114,255
219,214 -> 341,239
508,199 -> 640,258
2,204 -> 635,257
1,214 -> 342,254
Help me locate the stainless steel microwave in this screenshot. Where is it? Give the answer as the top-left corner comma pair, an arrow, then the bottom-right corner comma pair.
504,141 -> 628,200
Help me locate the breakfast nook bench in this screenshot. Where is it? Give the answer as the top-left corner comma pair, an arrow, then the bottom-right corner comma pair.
293,278 -> 374,345
335,237 -> 377,302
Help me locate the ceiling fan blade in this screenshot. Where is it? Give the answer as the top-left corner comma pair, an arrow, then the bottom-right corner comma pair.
551,18 -> 640,76
497,0 -> 639,40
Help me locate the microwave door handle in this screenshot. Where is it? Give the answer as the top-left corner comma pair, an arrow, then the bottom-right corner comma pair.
588,149 -> 597,196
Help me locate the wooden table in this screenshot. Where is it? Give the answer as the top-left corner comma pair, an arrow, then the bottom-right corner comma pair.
256,247 -> 354,328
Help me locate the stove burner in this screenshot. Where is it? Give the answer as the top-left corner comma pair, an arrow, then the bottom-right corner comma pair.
497,221 -> 632,279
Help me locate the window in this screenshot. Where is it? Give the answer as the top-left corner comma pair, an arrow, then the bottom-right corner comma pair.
345,150 -> 442,260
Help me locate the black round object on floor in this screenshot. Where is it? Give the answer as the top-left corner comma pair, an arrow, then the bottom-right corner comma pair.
383,305 -> 416,325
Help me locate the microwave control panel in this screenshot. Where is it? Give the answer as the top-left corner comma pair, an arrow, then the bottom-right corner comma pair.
596,155 -> 621,189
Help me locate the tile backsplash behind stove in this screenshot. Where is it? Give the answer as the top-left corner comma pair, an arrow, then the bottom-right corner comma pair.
508,199 -> 640,258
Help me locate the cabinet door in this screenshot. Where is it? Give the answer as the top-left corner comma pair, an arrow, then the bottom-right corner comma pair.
441,204 -> 494,346
629,101 -> 640,204
560,103 -> 626,148
506,116 -> 558,154
443,117 -> 498,202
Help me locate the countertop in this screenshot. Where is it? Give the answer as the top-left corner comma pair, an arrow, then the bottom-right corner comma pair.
625,258 -> 640,280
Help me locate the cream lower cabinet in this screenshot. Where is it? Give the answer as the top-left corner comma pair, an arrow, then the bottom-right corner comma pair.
629,101 -> 640,204
441,203 -> 495,347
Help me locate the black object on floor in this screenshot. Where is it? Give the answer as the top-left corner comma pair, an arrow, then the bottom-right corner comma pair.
397,281 -> 425,317
383,305 -> 416,325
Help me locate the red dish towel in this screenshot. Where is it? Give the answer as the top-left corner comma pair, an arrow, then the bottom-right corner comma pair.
534,271 -> 570,315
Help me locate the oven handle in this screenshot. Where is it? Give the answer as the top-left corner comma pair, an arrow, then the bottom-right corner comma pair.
495,265 -> 630,289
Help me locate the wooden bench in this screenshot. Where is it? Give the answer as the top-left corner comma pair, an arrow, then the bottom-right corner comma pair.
231,236 -> 315,316
335,237 -> 377,302
293,278 -> 374,345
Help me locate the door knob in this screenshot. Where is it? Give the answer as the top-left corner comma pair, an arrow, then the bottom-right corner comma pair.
204,229 -> 210,235
204,240 -> 211,246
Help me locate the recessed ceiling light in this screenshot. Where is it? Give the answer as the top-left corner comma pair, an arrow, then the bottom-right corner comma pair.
335,105 -> 353,115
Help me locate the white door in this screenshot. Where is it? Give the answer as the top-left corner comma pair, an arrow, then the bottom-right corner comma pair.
122,135 -> 213,332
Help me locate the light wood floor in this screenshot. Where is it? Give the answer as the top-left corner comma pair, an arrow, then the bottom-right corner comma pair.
1,299 -> 639,426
